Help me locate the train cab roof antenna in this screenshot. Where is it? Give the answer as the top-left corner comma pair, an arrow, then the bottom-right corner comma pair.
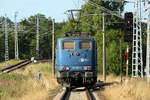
65,9 -> 82,30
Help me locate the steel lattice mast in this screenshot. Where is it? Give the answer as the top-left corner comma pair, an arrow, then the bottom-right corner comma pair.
5,14 -> 9,61
132,0 -> 143,78
36,16 -> 40,59
146,0 -> 150,82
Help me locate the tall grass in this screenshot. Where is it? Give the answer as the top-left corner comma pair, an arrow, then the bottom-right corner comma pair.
17,63 -> 58,100
0,63 -> 58,100
98,75 -> 150,100
0,73 -> 28,100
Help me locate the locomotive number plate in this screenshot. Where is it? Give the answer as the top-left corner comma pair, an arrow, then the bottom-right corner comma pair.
72,66 -> 82,70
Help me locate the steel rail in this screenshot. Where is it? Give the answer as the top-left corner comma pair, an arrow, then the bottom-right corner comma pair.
60,88 -> 71,100
0,60 -> 31,73
6,61 -> 32,73
86,88 -> 96,100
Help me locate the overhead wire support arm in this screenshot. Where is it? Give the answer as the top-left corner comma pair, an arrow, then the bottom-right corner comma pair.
81,13 -> 111,17
65,9 -> 81,20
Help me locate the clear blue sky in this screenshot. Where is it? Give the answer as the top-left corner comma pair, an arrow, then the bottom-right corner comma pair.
0,0 -> 84,22
0,0 -> 147,22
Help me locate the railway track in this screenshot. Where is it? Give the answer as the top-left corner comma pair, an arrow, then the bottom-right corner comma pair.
60,88 -> 71,100
0,60 -> 32,73
86,88 -> 96,100
54,87 -> 97,100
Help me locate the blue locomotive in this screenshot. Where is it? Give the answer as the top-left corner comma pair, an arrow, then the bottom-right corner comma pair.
56,31 -> 97,87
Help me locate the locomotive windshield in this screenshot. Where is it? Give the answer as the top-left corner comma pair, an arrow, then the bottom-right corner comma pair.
63,41 -> 74,50
79,41 -> 91,50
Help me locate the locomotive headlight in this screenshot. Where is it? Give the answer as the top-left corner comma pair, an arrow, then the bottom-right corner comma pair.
66,67 -> 70,70
84,66 -> 92,70
83,66 -> 88,70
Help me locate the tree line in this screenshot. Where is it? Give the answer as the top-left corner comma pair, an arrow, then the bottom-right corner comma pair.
0,14 -> 65,61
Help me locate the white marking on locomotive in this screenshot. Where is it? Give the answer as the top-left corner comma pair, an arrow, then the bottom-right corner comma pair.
80,58 -> 88,62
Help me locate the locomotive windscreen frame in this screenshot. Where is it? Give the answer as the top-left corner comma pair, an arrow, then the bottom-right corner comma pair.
63,41 -> 74,50
79,41 -> 91,50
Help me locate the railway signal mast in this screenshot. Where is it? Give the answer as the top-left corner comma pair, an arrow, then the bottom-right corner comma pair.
5,14 -> 9,61
124,12 -> 133,77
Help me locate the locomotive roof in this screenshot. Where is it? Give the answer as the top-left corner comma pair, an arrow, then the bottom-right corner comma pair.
58,30 -> 96,40
58,37 -> 95,40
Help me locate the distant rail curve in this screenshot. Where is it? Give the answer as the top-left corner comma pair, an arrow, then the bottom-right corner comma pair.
0,60 -> 32,73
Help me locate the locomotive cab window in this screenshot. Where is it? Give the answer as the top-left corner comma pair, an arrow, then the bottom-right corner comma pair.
79,41 -> 91,50
63,41 -> 74,50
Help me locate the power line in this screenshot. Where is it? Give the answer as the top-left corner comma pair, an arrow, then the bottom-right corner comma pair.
84,0 -> 123,19
82,22 -> 98,29
72,0 -> 82,9
20,26 -> 36,34
72,0 -> 79,8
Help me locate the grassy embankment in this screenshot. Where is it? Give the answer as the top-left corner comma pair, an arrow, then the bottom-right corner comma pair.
0,60 -> 58,100
97,75 -> 150,100
0,60 -> 23,69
